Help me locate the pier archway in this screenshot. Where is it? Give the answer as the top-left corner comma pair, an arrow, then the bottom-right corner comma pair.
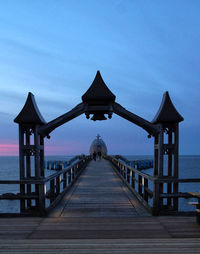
14,70 -> 183,214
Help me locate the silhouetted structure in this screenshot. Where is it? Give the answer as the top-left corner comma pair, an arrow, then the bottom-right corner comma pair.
12,70 -> 187,216
89,134 -> 107,156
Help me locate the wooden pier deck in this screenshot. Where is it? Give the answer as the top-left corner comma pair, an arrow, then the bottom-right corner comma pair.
49,158 -> 149,218
0,159 -> 199,253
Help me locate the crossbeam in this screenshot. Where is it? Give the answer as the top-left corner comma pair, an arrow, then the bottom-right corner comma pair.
38,101 -> 160,137
113,102 -> 160,135
38,102 -> 85,137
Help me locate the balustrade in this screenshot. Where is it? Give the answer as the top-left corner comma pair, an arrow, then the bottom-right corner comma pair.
106,156 -> 200,215
0,156 -> 91,215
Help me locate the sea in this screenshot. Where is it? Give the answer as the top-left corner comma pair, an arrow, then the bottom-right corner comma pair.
0,155 -> 199,213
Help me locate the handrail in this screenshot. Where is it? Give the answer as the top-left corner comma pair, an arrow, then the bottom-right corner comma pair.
156,177 -> 200,183
110,156 -> 156,181
0,179 -> 43,184
1,154 -> 199,216
0,158 -> 86,185
0,155 -> 91,215
44,165 -> 72,182
106,155 -> 200,215
105,155 -> 155,213
46,155 -> 81,170
114,155 -> 153,170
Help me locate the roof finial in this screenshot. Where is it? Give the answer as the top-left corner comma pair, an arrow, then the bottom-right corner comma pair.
81,71 -> 116,104
152,91 -> 184,124
96,134 -> 101,139
14,92 -> 46,124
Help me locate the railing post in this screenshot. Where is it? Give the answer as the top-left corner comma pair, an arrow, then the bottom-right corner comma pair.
66,172 -> 69,186
56,176 -> 60,196
144,178 -> 148,202
63,172 -> 67,189
138,175 -> 142,196
129,170 -> 132,186
152,180 -> 160,215
38,183 -> 46,215
50,179 -> 55,203
125,166 -> 128,181
132,171 -> 135,189
71,167 -> 73,182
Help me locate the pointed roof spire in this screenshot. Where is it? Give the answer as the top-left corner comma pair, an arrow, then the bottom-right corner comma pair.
96,134 -> 101,140
14,92 -> 46,124
82,71 -> 116,104
152,91 -> 184,124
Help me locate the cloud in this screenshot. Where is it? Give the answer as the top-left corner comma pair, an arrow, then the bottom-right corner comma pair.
0,37 -> 54,59
0,144 -> 18,156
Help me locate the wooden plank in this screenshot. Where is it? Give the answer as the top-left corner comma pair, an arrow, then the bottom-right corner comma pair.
49,159 -> 149,218
0,158 -> 199,243
0,238 -> 200,254
0,216 -> 199,242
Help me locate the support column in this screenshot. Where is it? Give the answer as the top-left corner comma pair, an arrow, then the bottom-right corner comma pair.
152,91 -> 183,215
19,126 -> 25,213
153,127 -> 164,215
14,93 -> 46,215
173,123 -> 179,211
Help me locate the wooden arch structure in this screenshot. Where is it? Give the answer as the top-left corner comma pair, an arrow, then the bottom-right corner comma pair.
14,71 -> 183,215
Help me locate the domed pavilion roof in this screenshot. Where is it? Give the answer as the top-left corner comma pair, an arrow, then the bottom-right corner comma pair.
89,134 -> 107,155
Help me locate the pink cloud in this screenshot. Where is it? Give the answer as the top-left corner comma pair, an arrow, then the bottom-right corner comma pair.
0,144 -> 19,156
0,140 -> 88,156
0,143 -> 76,156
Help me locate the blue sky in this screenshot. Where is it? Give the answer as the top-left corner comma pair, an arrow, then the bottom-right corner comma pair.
0,0 -> 199,155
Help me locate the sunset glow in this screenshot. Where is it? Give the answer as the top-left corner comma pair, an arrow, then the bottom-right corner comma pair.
0,142 -> 84,156
0,144 -> 18,156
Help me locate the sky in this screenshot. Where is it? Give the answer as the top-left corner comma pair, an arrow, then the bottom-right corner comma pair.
0,0 -> 199,156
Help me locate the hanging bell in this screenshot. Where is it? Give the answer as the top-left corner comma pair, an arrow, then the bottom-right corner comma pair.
91,113 -> 107,121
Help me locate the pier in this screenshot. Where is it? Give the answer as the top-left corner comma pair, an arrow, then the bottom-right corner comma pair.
0,159 -> 200,253
0,71 -> 200,252
49,159 -> 149,218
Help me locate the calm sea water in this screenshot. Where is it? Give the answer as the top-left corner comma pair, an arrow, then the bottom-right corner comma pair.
0,155 -> 199,213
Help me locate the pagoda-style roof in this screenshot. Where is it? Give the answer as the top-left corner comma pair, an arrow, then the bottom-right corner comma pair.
82,71 -> 116,104
152,91 -> 184,124
14,92 -> 46,124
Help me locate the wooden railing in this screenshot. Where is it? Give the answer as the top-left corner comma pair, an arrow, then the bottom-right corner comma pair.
106,156 -> 200,215
46,155 -> 81,170
115,155 -> 153,170
0,156 -> 91,216
105,156 -> 155,213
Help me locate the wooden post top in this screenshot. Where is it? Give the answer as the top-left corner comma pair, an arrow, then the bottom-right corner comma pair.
14,92 -> 46,125
82,70 -> 116,105
152,91 -> 184,124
